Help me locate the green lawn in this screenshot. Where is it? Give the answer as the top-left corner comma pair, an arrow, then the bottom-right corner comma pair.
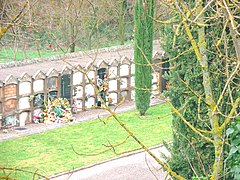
0,41 -> 133,63
0,103 -> 172,179
0,49 -> 63,63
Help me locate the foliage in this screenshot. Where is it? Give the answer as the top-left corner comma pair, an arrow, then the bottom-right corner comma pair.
162,24 -> 214,179
0,103 -> 172,179
226,119 -> 240,180
134,0 -> 154,115
159,1 -> 240,179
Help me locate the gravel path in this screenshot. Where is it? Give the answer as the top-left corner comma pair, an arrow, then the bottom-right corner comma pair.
0,98 -> 164,142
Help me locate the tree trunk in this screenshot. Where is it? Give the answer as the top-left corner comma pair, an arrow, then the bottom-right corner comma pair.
119,0 -> 125,45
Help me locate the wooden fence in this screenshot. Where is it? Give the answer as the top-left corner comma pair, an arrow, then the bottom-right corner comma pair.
0,52 -> 167,128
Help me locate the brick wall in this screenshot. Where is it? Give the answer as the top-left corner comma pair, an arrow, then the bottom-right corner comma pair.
4,99 -> 17,112
3,85 -> 17,112
4,84 -> 17,98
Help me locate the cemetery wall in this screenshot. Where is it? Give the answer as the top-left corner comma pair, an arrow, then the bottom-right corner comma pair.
0,52 -> 166,128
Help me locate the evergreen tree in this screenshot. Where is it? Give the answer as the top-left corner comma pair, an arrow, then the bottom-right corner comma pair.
134,0 -> 154,115
160,1 -> 239,178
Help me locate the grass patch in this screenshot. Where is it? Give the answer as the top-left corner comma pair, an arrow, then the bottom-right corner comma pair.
0,41 -> 133,63
0,49 -> 64,63
0,103 -> 172,179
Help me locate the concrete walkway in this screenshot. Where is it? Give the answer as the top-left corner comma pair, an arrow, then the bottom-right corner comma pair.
51,145 -> 171,180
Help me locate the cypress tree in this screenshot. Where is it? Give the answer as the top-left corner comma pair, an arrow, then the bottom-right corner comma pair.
134,0 -> 154,116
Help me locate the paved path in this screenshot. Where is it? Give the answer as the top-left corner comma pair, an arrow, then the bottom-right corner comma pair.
0,41 -> 162,81
51,145 -> 171,180
0,98 -> 164,141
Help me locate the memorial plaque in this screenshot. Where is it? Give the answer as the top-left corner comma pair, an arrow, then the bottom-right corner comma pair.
86,84 -> 95,96
33,80 -> 44,92
97,68 -> 106,80
73,72 -> 83,85
19,97 -> 30,110
108,80 -> 117,91
120,64 -> 129,76
19,82 -> 31,95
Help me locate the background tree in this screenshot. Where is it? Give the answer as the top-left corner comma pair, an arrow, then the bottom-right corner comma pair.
134,0 -> 154,116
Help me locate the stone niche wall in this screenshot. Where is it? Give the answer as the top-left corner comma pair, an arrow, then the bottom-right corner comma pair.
0,51 -> 165,128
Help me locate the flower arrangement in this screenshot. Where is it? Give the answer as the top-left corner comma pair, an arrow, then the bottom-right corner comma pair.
34,98 -> 75,124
